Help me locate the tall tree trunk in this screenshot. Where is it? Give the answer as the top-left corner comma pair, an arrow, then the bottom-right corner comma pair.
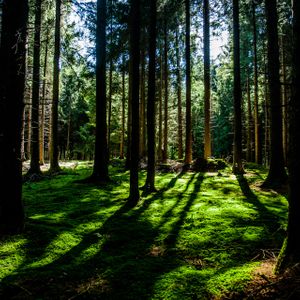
246,76 -> 253,162
275,0 -> 300,273
157,47 -> 163,161
0,0 -> 28,234
27,0 -> 42,176
128,0 -> 140,205
252,2 -> 262,164
40,28 -> 50,165
144,0 -> 156,191
107,56 -> 113,158
140,48 -> 146,158
91,0 -> 109,181
163,16 -> 169,162
203,0 -> 211,159
262,0 -> 287,187
232,0 -> 244,174
175,29 -> 183,160
120,58 -> 126,159
185,0 -> 192,164
125,59 -> 132,169
280,35 -> 288,165
49,0 -> 61,173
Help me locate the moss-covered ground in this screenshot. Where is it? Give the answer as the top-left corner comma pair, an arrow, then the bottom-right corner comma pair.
0,161 -> 288,299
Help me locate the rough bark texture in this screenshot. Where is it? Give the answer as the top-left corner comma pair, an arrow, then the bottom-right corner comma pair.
263,0 -> 287,187
246,77 -> 253,162
252,3 -> 262,164
163,17 -> 168,163
28,0 -> 42,176
185,0 -> 192,164
175,29 -> 183,160
91,0 -> 109,181
144,0 -> 156,191
128,0 -> 140,205
0,0 -> 28,234
276,0 -> 300,273
232,0 -> 244,174
120,60 -> 125,159
203,0 -> 211,159
49,0 -> 61,173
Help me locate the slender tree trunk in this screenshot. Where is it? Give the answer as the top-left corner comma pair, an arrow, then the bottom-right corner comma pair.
280,35 -> 288,165
185,0 -> 192,164
107,56 -> 113,158
140,48 -> 146,158
120,59 -> 126,159
263,0 -> 287,187
0,0 -> 28,234
40,28 -> 49,165
144,0 -> 156,191
163,16 -> 169,162
252,3 -> 261,164
157,47 -> 163,161
27,0 -> 42,176
128,0 -> 140,205
203,0 -> 211,159
232,0 -> 244,174
175,29 -> 183,160
125,59 -> 132,169
246,76 -> 253,162
49,0 -> 61,173
276,0 -> 300,273
91,0 -> 109,181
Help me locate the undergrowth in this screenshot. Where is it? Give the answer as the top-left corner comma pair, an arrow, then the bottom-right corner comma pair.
0,161 -> 288,299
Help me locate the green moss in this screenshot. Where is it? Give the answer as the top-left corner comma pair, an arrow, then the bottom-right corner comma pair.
0,163 -> 288,299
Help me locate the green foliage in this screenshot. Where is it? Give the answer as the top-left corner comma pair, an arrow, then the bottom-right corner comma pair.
0,163 -> 287,299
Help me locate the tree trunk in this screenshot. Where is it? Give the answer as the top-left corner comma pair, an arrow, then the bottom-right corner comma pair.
107,56 -> 113,158
163,16 -> 169,162
49,0 -> 61,173
157,47 -> 163,161
185,0 -> 192,164
246,76 -> 253,162
262,0 -> 287,187
144,0 -> 156,191
120,58 -> 126,159
175,29 -> 183,160
140,47 -> 146,158
91,0 -> 109,181
203,0 -> 211,159
252,2 -> 262,164
232,0 -> 244,174
40,28 -> 50,165
128,0 -> 140,205
275,0 -> 300,273
27,0 -> 42,176
0,0 -> 28,234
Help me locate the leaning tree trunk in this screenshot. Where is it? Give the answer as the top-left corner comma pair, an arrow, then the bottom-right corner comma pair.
0,0 -> 28,234
275,0 -> 300,273
144,0 -> 157,192
128,0 -> 140,206
185,0 -> 192,164
49,0 -> 61,173
27,0 -> 42,176
232,0 -> 244,174
262,0 -> 287,188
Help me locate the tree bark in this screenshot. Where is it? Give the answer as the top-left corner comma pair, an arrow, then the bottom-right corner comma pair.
90,0 -> 109,181
232,0 -> 244,174
246,76 -> 253,162
128,0 -> 140,205
49,0 -> 61,173
157,47 -> 163,161
27,0 -> 42,176
185,0 -> 192,164
262,0 -> 287,187
120,57 -> 126,159
203,0 -> 212,159
144,0 -> 156,191
0,0 -> 28,234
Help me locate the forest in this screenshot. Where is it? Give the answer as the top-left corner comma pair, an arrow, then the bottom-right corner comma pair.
0,0 -> 300,299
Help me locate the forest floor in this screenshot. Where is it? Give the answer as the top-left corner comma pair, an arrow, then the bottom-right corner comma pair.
0,160 -> 294,299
